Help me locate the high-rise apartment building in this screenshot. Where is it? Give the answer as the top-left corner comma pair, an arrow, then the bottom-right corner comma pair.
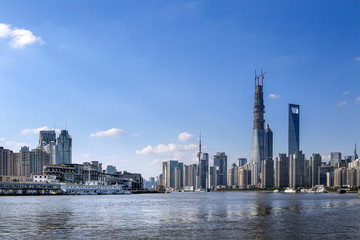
333,167 -> 347,187
288,104 -> 300,156
227,163 -> 238,186
0,147 -> 14,176
187,164 -> 197,188
274,153 -> 289,188
290,150 -> 305,189
238,167 -> 251,188
19,146 -> 50,177
162,160 -> 183,189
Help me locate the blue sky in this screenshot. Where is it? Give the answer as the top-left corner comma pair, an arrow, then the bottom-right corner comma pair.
0,1 -> 359,179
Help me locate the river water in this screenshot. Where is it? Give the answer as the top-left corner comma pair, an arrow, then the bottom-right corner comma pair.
1,192 -> 360,239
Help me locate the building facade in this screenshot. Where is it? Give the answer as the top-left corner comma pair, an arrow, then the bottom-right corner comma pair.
288,104 -> 300,157
56,130 -> 72,164
290,150 -> 305,189
213,152 -> 227,186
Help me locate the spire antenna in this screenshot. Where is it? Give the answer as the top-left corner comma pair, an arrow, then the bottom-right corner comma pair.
197,130 -> 202,163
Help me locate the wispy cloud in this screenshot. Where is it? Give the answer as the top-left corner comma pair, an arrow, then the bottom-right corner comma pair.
355,57 -> 360,61
337,100 -> 347,107
0,23 -> 44,48
322,154 -> 331,163
136,143 -> 197,155
343,91 -> 350,96
0,137 -> 29,150
132,133 -> 141,137
178,132 -> 193,141
269,93 -> 280,99
22,126 -> 60,134
5,140 -> 29,149
90,128 -> 125,137
356,96 -> 360,102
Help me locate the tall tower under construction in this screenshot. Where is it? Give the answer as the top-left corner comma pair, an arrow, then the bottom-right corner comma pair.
250,70 -> 266,185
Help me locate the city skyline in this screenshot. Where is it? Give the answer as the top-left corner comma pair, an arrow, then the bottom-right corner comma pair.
0,1 -> 359,178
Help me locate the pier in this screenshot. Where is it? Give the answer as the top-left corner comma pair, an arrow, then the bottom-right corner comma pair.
0,182 -> 62,195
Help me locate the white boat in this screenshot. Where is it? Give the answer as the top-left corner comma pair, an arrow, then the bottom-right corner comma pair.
284,188 -> 297,193
316,187 -> 327,193
273,189 -> 280,193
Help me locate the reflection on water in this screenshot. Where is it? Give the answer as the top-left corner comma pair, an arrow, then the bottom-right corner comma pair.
1,193 -> 360,239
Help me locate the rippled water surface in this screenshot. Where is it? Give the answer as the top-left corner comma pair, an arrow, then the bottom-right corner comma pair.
1,192 -> 360,239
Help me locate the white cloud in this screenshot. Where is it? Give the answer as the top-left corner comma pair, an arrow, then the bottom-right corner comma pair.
0,137 -> 5,141
0,23 -> 44,48
136,143 -> 197,155
343,91 -> 350,96
337,100 -> 347,107
5,141 -> 29,149
356,96 -> 360,102
269,93 -> 280,99
132,133 -> 141,137
355,57 -> 360,61
178,132 -> 193,141
322,154 -> 331,163
90,128 -> 125,137
22,126 -> 59,134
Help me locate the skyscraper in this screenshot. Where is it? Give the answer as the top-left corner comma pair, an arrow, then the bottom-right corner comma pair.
265,124 -> 273,159
198,153 -> 209,189
213,152 -> 227,186
237,158 -> 247,167
330,152 -> 342,166
56,130 -> 72,164
251,70 -> 266,185
310,153 -> 321,187
288,104 -> 300,157
261,124 -> 274,188
354,143 -> 358,160
37,130 -> 56,164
